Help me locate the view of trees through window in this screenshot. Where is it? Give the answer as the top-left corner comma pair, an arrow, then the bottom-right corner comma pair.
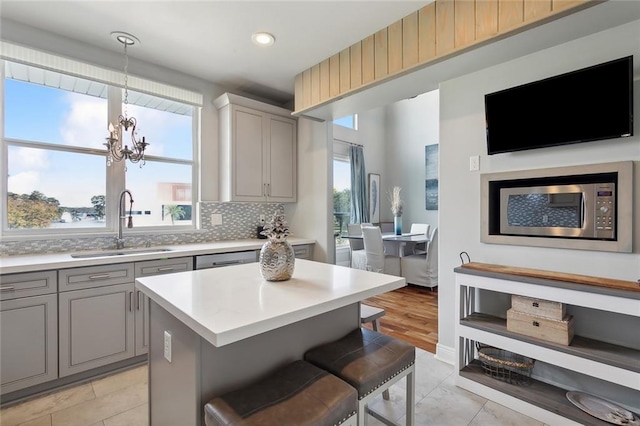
3,62 -> 195,233
333,159 -> 351,246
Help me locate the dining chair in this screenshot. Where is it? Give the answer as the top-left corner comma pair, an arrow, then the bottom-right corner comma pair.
400,227 -> 438,288
347,223 -> 367,270
410,223 -> 431,254
361,226 -> 401,276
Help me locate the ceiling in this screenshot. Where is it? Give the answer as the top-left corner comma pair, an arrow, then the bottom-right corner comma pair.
0,1 -> 429,105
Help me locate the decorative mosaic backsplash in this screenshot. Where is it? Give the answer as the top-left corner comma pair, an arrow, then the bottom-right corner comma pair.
0,202 -> 284,256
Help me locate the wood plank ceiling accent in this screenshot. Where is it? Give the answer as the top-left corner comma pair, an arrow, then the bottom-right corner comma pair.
293,0 -> 601,115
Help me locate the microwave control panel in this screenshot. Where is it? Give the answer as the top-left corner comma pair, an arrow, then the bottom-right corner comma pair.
594,183 -> 615,239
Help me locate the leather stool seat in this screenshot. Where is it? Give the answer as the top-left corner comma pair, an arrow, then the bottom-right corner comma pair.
305,328 -> 416,425
204,360 -> 357,426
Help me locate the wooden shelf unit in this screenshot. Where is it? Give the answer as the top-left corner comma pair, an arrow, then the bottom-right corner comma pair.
454,265 -> 640,425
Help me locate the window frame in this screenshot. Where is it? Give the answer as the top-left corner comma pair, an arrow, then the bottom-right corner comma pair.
1,60 -> 200,239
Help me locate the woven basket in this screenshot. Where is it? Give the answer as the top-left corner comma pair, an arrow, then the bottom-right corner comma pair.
477,345 -> 535,385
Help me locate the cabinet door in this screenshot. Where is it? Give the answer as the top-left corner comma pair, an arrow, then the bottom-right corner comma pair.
1,294 -> 58,394
135,290 -> 150,356
232,106 -> 266,201
59,283 -> 135,377
266,115 -> 297,202
134,257 -> 194,355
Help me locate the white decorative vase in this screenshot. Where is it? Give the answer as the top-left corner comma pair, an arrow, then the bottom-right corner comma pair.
259,239 -> 295,281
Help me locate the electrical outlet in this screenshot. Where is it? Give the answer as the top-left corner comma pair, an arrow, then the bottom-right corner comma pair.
210,213 -> 223,226
163,331 -> 172,363
259,214 -> 265,223
469,155 -> 480,171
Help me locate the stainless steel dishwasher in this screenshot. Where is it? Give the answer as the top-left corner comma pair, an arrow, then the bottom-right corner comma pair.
195,250 -> 258,269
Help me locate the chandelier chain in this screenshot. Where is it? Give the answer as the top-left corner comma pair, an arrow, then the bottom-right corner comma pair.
123,43 -> 129,115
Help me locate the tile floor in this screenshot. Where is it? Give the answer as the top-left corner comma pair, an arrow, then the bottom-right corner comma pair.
1,349 -> 547,426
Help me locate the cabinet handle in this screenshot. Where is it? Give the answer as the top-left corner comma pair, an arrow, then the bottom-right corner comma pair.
88,274 -> 111,280
157,266 -> 175,272
137,290 -> 142,310
129,291 -> 134,312
0,285 -> 15,291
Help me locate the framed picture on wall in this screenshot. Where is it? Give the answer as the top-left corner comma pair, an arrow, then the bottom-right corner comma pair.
369,173 -> 380,224
425,144 -> 439,210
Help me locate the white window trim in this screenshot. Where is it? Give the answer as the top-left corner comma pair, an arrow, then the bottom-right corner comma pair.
1,61 -> 200,239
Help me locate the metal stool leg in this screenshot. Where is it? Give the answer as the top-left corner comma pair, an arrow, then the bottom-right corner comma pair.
372,319 -> 391,401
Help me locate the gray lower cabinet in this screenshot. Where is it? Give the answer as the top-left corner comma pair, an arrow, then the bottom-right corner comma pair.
0,294 -> 58,394
58,263 -> 136,377
134,257 -> 194,356
58,282 -> 135,377
293,244 -> 312,259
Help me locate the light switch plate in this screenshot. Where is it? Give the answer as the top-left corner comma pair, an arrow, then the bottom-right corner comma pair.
469,155 -> 480,171
164,331 -> 172,363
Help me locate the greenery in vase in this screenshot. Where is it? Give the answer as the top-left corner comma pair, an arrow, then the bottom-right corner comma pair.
260,213 -> 291,242
389,186 -> 403,217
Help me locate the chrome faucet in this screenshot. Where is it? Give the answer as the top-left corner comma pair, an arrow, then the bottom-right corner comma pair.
114,189 -> 134,250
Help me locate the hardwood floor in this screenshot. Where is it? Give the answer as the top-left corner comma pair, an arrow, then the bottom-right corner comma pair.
364,284 -> 438,353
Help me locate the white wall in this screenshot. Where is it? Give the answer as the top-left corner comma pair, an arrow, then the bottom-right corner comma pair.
384,91 -> 440,230
356,106 -> 388,223
438,20 -> 640,351
284,118 -> 334,262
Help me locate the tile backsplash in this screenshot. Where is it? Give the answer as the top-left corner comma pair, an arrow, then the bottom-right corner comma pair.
0,202 -> 284,256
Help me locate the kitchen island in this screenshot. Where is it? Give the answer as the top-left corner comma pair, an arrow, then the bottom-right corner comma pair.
135,259 -> 405,426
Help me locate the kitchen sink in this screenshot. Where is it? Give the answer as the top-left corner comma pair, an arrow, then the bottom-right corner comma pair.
70,247 -> 172,258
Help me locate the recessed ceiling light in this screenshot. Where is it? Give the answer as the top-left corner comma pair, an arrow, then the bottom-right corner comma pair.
252,32 -> 275,47
110,31 -> 140,47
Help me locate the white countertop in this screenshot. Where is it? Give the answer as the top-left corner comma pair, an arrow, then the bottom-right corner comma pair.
0,238 -> 315,274
135,259 -> 405,347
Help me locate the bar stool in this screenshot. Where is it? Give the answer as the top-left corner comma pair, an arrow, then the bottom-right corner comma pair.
305,328 -> 415,426
360,304 -> 385,332
204,360 -> 357,426
360,304 -> 389,401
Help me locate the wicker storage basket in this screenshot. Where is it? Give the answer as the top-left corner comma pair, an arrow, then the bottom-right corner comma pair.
477,345 -> 535,385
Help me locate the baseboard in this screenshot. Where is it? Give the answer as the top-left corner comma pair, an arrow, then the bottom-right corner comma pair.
435,343 -> 455,365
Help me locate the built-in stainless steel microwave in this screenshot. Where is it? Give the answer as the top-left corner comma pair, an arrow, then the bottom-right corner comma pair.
500,183 -> 616,239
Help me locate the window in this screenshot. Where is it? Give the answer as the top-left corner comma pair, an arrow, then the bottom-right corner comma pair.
333,155 -> 351,247
333,114 -> 358,130
2,61 -> 198,235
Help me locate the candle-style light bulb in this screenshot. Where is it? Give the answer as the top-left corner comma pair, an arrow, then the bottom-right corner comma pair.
108,122 -> 117,140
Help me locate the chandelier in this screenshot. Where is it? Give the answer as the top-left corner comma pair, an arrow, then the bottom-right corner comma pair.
105,32 -> 149,168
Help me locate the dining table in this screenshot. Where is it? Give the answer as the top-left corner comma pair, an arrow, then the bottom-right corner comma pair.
345,232 -> 430,257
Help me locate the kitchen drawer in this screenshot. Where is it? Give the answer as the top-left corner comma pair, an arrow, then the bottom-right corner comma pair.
293,244 -> 311,259
0,270 -> 57,301
135,257 -> 194,278
59,263 -> 134,292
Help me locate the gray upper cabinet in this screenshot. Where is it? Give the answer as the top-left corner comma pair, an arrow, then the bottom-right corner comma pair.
215,93 -> 297,203
1,293 -> 58,394
134,257 -> 194,356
